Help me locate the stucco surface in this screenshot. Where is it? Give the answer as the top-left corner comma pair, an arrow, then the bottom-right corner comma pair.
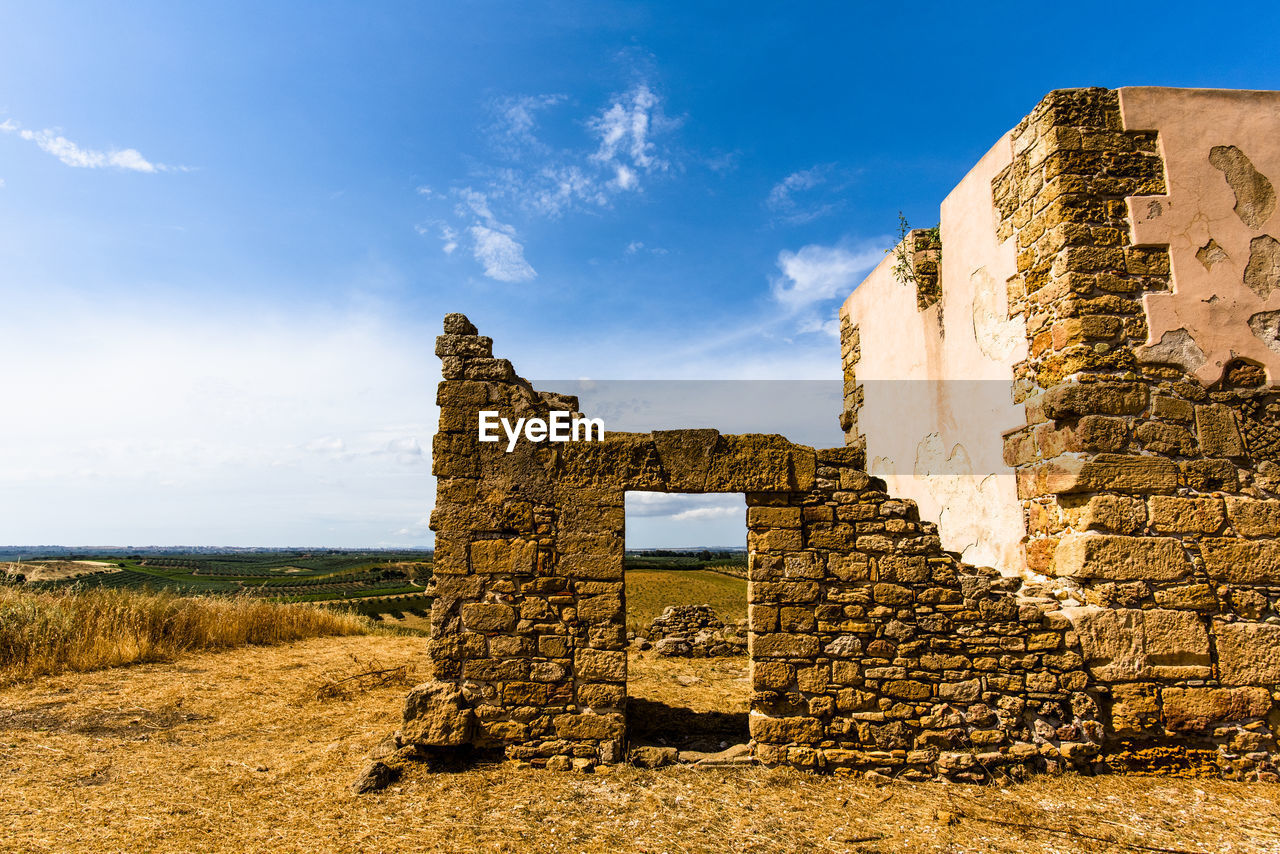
1121,87 -> 1280,384
840,132 -> 1026,573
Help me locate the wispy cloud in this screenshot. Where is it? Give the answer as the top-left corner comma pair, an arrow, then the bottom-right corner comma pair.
765,163 -> 848,225
625,492 -> 744,520
416,82 -> 679,281
771,240 -> 888,336
470,224 -> 535,282
0,119 -> 183,173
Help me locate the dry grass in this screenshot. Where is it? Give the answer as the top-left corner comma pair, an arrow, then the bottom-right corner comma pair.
0,584 -> 372,686
1,634 -> 1277,853
628,649 -> 749,713
625,569 -> 747,633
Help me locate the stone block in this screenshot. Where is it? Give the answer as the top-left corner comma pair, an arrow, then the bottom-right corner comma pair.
1053,533 -> 1190,581
1195,404 -> 1245,457
751,633 -> 820,659
1147,496 -> 1225,534
1214,621 -> 1280,685
748,714 -> 824,744
1074,495 -> 1146,534
1041,381 -> 1147,419
751,528 -> 803,551
1161,687 -> 1272,731
1225,497 -> 1280,537
577,594 -> 622,625
460,603 -> 516,632
553,713 -> 624,740
1199,539 -> 1280,584
1065,606 -> 1210,680
1042,454 -> 1178,495
1109,683 -> 1159,735
401,680 -> 475,747
469,538 -> 537,575
747,506 -> 802,528
575,648 -> 626,682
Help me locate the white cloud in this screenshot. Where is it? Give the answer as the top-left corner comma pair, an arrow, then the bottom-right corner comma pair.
625,241 -> 644,255
772,242 -> 886,313
470,224 -> 536,282
415,83 -> 678,280
0,292 -> 438,547
625,492 -> 744,519
767,166 -> 827,210
1,119 -> 180,173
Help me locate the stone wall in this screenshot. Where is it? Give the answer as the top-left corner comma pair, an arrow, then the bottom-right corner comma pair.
399,88 -> 1280,782
407,304 -> 1278,781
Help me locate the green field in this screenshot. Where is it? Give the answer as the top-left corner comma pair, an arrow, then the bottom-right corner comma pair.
6,551 -> 432,617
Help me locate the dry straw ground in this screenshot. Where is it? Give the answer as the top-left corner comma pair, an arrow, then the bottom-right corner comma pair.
3,631 -> 1279,853
0,585 -> 370,685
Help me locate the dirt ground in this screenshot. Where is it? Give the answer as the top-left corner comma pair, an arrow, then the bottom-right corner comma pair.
2,634 -> 1279,853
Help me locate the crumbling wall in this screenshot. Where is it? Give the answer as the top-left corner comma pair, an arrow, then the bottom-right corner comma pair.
400,89 -> 1280,783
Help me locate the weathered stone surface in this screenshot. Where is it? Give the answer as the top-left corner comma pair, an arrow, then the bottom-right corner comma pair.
1109,683 -> 1160,735
1195,404 -> 1245,457
751,633 -> 819,659
553,713 -> 625,740
1074,495 -> 1146,534
575,648 -> 626,682
1198,538 -> 1280,584
460,602 -> 516,632
1162,687 -> 1273,731
1065,607 -> 1210,680
401,681 -> 475,747
1043,454 -> 1179,495
749,714 -> 824,744
1225,497 -> 1280,537
469,538 -> 537,575
1147,496 -> 1225,534
1214,621 -> 1280,685
1041,382 -> 1148,419
1053,534 -> 1190,581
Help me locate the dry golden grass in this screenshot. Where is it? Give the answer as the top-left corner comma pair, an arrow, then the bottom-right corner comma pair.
0,584 -> 372,685
628,649 -> 749,713
625,569 -> 747,633
1,633 -> 1277,853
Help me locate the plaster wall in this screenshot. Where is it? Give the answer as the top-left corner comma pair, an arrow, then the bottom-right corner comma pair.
840,133 -> 1027,574
1121,87 -> 1280,385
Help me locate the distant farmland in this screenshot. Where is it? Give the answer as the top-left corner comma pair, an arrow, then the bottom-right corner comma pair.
1,551 -> 433,619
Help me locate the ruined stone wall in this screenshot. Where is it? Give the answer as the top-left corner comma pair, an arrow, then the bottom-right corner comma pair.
403,88 -> 1280,781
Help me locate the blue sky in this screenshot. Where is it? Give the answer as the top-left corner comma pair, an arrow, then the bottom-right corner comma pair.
2,1 -> 1278,547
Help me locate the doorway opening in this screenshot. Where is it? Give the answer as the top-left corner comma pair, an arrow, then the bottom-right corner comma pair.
623,492 -> 751,763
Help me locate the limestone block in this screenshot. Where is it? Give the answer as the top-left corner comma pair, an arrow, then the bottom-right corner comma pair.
577,594 -> 622,625
1135,422 -> 1196,456
1195,404 -> 1245,457
1214,621 -> 1280,685
1109,683 -> 1159,735
1147,496 -> 1226,534
1225,497 -> 1280,537
751,633 -> 820,659
1161,687 -> 1272,731
434,333 -> 493,358
401,681 -> 475,747
558,553 -> 624,580
1151,583 -> 1218,611
1041,381 -> 1148,419
1198,539 -> 1280,584
1053,533 -> 1190,581
469,538 -> 537,575
709,435 -> 816,492
460,603 -> 515,633
748,714 -> 824,744
1065,606 -> 1210,680
1151,395 -> 1194,422
747,506 -> 802,528
1042,454 -> 1179,495
750,529 -> 803,551
1073,495 -> 1146,534
575,648 -> 626,682
552,713 -> 625,740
